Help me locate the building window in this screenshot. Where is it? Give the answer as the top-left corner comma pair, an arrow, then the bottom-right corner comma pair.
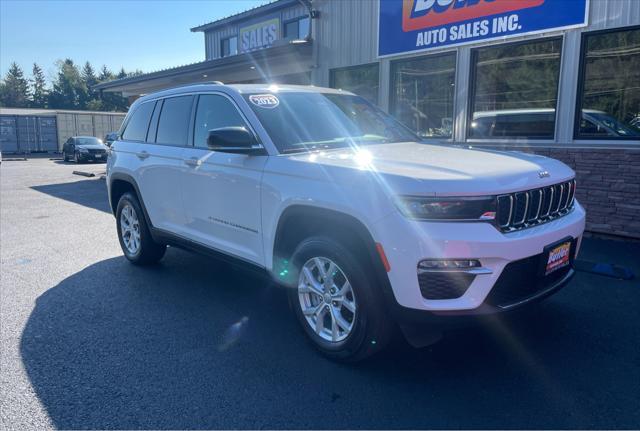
468,38 -> 562,140
284,16 -> 310,40
576,26 -> 640,140
390,52 -> 456,138
330,63 -> 379,105
221,36 -> 238,58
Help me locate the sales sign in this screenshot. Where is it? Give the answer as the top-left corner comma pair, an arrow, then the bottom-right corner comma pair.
240,18 -> 280,53
378,0 -> 589,57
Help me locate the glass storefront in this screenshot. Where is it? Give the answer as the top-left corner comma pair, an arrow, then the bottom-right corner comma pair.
330,63 -> 379,105
468,38 -> 562,140
576,26 -> 640,139
390,52 -> 456,139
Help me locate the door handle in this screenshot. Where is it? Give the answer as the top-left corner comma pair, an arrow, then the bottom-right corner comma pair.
184,157 -> 202,167
136,151 -> 150,160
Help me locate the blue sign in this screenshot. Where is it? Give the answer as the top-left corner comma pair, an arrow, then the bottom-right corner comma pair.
378,0 -> 589,57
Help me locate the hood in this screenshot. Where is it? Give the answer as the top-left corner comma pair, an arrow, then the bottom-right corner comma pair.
76,143 -> 107,150
285,142 -> 575,196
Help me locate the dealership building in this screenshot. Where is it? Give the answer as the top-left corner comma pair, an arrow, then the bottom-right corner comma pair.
95,0 -> 640,239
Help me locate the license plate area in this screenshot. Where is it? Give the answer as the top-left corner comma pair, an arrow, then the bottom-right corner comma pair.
541,237 -> 575,276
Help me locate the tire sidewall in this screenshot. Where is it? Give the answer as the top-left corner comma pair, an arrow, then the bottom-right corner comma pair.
289,237 -> 378,360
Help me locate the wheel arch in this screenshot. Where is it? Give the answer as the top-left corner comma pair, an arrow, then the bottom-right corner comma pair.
271,205 -> 392,293
108,173 -> 154,230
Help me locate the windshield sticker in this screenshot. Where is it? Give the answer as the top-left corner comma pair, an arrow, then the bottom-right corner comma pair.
249,94 -> 280,109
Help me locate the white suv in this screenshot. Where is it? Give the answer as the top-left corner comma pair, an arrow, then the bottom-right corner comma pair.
107,83 -> 585,361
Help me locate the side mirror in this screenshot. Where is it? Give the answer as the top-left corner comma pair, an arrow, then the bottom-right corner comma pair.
207,127 -> 264,154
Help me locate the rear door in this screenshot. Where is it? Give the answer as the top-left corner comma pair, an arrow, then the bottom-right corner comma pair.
118,98 -> 189,234
180,93 -> 267,265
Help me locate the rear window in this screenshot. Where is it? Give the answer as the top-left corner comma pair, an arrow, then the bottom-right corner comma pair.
156,96 -> 193,146
122,102 -> 155,141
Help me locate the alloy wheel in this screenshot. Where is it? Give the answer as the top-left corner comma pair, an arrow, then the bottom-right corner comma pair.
120,203 -> 141,255
298,256 -> 357,342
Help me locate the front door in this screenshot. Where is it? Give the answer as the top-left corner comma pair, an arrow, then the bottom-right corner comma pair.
180,93 -> 267,266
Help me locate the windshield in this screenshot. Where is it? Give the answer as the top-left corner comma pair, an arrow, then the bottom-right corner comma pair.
243,92 -> 418,153
76,137 -> 102,145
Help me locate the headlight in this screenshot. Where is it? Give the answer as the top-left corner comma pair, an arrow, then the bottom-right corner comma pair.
395,196 -> 496,221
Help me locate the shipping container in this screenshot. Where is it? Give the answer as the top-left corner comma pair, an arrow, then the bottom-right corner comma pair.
0,108 -> 125,153
0,113 -> 57,153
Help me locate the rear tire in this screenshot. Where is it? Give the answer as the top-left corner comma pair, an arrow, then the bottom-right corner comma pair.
62,151 -> 68,162
116,192 -> 166,265
288,236 -> 392,362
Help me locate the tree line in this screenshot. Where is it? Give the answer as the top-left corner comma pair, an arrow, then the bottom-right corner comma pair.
0,60 -> 143,112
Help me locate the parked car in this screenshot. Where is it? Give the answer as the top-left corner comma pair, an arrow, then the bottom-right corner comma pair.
107,84 -> 586,361
104,132 -> 119,147
62,136 -> 109,163
470,108 -> 640,138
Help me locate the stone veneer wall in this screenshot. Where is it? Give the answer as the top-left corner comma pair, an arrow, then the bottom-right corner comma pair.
519,147 -> 640,239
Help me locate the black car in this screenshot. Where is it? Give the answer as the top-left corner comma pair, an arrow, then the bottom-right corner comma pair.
62,136 -> 109,163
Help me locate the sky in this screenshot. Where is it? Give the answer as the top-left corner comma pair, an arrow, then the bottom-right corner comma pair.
0,0 -> 269,82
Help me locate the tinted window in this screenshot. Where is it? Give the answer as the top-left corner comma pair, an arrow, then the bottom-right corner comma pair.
285,20 -> 299,39
122,102 -> 154,141
390,52 -> 456,138
576,27 -> 640,139
193,95 -> 248,148
469,38 -> 562,139
284,17 -> 309,40
221,36 -> 237,57
331,63 -> 379,105
156,96 -> 193,146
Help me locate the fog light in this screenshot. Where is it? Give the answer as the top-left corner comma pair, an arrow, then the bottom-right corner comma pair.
418,259 -> 481,271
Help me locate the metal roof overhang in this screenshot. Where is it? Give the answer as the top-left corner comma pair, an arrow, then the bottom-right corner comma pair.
93,42 -> 312,96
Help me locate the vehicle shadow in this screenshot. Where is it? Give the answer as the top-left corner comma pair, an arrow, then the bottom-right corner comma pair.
20,247 -> 640,429
31,179 -> 110,213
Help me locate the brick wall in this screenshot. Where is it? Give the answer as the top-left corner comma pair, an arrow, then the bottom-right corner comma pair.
523,148 -> 640,239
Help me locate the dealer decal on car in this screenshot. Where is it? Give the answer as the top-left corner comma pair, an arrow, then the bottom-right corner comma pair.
249,94 -> 279,109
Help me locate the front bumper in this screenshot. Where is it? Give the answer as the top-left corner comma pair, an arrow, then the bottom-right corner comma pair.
78,152 -> 107,162
371,201 -> 586,313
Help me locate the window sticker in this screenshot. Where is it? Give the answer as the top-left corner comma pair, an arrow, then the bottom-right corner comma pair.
249,94 -> 280,109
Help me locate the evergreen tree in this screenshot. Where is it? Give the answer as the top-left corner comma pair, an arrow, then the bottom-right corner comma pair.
97,65 -> 129,112
31,63 -> 48,108
48,59 -> 87,109
81,61 -> 99,108
117,67 -> 127,79
99,65 -> 114,82
0,62 -> 30,107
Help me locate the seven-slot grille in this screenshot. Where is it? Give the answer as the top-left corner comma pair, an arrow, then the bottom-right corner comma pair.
497,179 -> 576,232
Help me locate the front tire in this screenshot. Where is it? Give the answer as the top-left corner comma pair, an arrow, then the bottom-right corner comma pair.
116,192 -> 166,265
288,236 -> 392,362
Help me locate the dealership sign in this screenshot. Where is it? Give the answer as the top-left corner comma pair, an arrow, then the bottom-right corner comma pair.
378,0 -> 589,57
240,17 -> 280,53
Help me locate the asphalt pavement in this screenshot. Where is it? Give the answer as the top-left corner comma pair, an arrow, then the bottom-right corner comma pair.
1,158 -> 639,429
